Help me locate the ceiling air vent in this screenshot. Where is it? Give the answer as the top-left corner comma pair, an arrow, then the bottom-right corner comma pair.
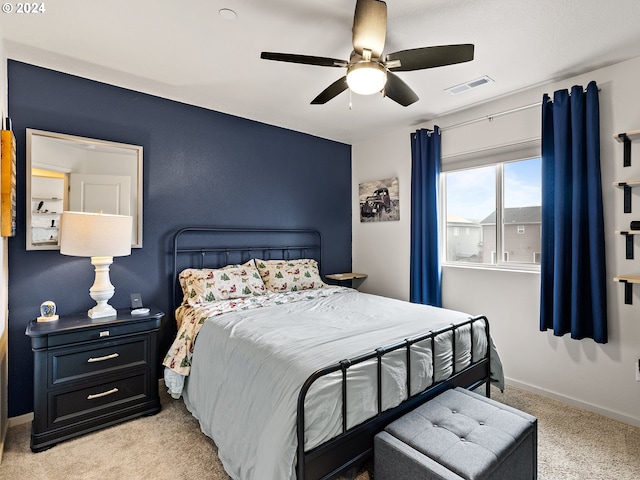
445,75 -> 494,96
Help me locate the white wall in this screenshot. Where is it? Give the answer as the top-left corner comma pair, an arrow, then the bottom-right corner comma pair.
352,133 -> 412,300
352,55 -> 640,426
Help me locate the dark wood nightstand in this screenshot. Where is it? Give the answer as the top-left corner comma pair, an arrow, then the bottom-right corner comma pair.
25,308 -> 163,452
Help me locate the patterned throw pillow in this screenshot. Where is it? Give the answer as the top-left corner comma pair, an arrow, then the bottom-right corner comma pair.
179,268 -> 217,305
210,260 -> 266,300
254,258 -> 326,292
179,260 -> 266,304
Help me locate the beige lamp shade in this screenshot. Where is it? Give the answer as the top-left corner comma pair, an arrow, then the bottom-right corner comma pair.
60,212 -> 132,258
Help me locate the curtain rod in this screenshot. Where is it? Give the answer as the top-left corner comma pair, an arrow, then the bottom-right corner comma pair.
440,101 -> 541,132
440,86 -> 600,132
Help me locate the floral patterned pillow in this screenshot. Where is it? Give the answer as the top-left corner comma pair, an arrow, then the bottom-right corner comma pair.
254,258 -> 326,292
179,260 -> 266,304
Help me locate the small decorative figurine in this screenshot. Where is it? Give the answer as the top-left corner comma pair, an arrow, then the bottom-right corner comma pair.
37,300 -> 59,322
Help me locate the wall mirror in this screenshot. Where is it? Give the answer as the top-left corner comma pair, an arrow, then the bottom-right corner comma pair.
26,128 -> 143,250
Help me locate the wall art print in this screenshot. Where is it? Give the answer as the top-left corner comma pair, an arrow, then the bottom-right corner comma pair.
359,177 -> 399,222
1,129 -> 16,237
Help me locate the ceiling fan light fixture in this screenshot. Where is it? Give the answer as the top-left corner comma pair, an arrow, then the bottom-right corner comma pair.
260,0 -> 474,106
346,62 -> 387,95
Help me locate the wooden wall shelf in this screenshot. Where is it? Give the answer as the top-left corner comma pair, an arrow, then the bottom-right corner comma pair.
613,180 -> 640,213
613,129 -> 640,305
614,129 -> 640,167
615,230 -> 640,259
614,275 -> 640,305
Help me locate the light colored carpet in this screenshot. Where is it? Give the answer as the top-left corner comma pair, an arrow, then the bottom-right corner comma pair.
1,384 -> 638,479
491,386 -> 640,480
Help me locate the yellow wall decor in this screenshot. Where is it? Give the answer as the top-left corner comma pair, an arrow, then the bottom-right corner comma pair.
0,130 -> 16,237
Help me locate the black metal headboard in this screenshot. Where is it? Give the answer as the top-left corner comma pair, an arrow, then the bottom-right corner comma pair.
172,227 -> 322,313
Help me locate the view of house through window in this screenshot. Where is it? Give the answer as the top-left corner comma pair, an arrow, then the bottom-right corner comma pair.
444,157 -> 541,267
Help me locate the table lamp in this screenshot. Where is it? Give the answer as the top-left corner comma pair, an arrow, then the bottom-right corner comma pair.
59,211 -> 132,319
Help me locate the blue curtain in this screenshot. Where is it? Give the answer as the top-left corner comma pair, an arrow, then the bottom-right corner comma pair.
540,81 -> 607,343
410,127 -> 442,307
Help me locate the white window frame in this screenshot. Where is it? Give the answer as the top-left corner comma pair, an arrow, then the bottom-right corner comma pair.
440,140 -> 541,271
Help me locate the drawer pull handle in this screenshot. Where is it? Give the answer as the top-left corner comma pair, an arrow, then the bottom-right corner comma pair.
87,353 -> 120,363
87,388 -> 119,400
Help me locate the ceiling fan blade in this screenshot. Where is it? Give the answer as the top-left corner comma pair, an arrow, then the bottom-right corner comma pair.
260,52 -> 348,68
352,0 -> 387,58
386,44 -> 474,72
384,71 -> 419,107
311,77 -> 349,104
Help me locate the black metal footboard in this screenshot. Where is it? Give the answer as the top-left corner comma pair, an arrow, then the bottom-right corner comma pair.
296,315 -> 491,480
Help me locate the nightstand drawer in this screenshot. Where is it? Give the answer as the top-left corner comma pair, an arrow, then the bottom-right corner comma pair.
51,372 -> 149,426
45,318 -> 159,348
51,337 -> 148,386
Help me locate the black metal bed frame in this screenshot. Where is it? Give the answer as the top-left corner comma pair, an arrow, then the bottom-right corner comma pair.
172,227 -> 491,480
172,226 -> 323,312
297,316 -> 490,480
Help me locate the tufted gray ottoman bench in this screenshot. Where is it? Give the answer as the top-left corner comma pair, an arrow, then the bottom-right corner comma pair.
375,387 -> 537,480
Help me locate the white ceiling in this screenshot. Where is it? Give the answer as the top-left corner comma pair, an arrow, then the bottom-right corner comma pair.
1,0 -> 640,144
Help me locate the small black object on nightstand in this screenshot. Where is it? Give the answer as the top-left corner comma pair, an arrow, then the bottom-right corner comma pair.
130,292 -> 143,309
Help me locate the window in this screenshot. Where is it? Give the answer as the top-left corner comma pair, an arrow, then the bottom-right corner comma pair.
443,156 -> 541,267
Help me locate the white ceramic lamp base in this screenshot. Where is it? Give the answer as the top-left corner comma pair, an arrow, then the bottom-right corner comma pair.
88,256 -> 117,319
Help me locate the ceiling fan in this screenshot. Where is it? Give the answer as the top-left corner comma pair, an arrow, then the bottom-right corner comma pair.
260,0 -> 474,107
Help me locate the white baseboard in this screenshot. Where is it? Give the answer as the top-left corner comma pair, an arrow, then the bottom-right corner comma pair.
505,377 -> 640,428
8,412 -> 32,428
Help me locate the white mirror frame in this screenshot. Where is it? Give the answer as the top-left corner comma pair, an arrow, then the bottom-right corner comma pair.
26,129 -> 143,250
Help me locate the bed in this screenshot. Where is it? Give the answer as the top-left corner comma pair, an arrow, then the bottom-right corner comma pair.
163,227 -> 503,480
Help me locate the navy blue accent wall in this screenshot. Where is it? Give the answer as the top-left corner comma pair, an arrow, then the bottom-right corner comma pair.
7,60 -> 352,417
